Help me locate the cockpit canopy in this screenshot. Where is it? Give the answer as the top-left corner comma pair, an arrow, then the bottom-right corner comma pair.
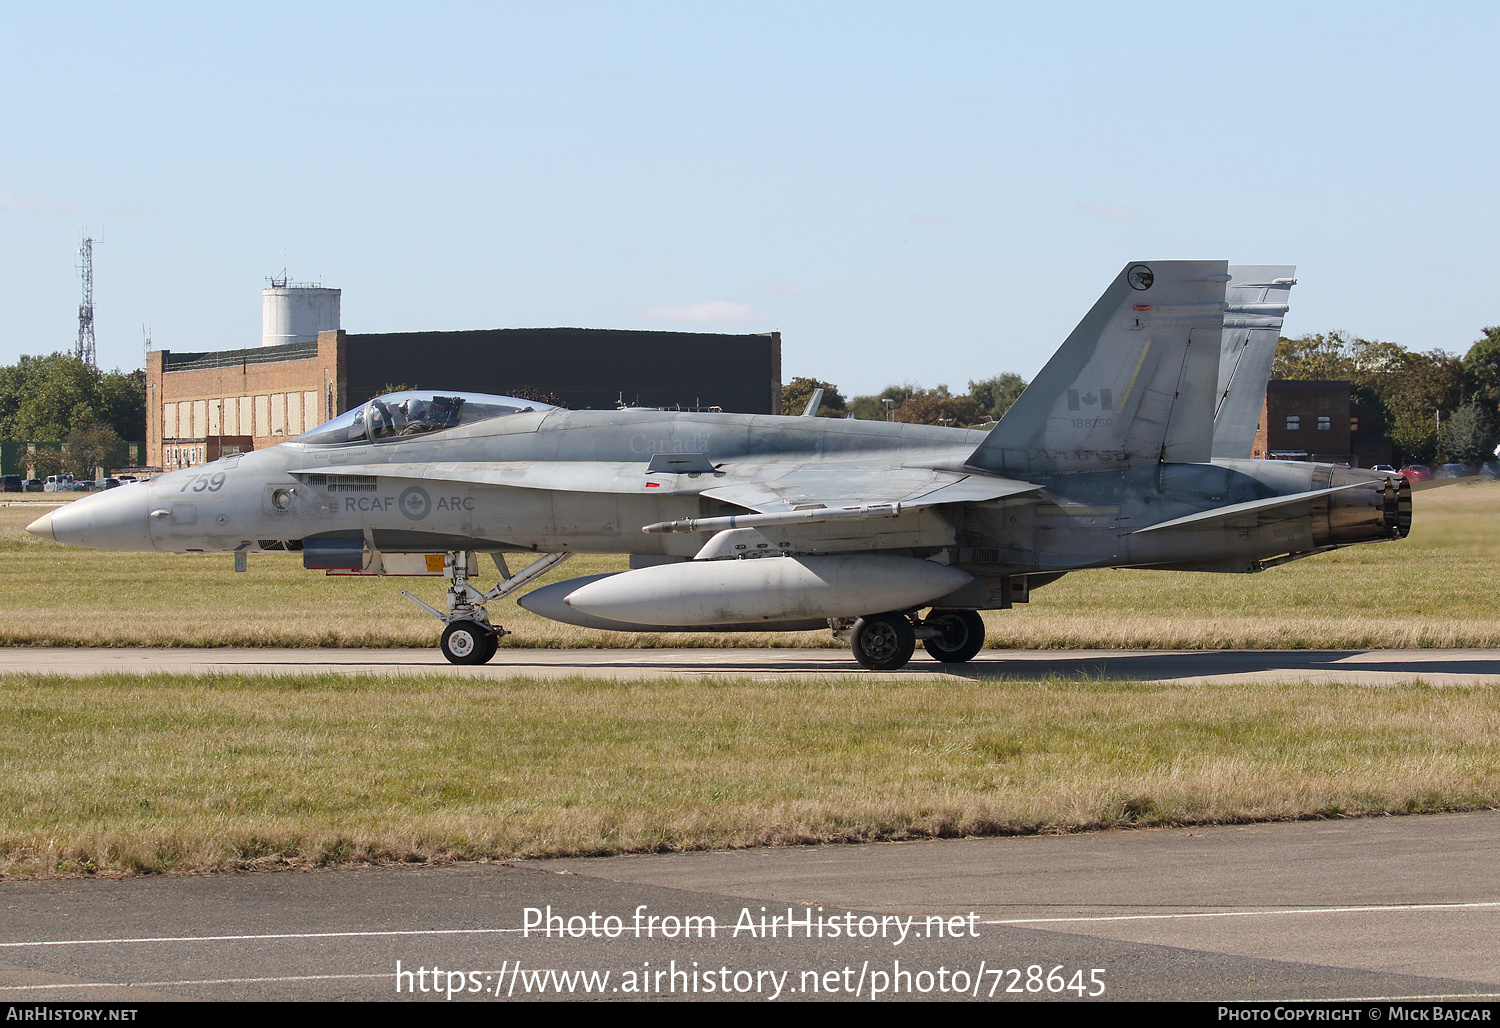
295,391 -> 557,445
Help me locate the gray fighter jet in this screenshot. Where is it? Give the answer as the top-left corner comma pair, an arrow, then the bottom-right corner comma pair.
29,260 -> 1409,670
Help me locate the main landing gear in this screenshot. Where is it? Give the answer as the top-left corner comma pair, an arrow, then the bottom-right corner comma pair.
836,609 -> 988,671
403,551 -> 572,665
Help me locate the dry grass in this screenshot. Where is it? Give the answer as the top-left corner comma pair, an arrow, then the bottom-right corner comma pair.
3,671 -> 1497,878
2,479 -> 1497,649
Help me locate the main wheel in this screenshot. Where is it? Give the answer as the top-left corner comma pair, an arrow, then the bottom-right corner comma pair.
850,612 -> 916,671
441,620 -> 496,665
922,609 -> 986,663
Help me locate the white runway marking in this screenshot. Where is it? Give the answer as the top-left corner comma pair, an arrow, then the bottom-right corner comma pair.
6,899 -> 1497,950
2,972 -> 391,991
0,927 -> 523,948
992,900 -> 1500,925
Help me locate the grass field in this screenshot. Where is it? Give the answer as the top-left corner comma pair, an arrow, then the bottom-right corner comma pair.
3,671 -> 1498,877
2,480 -> 1498,649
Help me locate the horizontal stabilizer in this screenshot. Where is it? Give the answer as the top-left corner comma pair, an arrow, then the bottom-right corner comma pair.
1131,481 -> 1369,535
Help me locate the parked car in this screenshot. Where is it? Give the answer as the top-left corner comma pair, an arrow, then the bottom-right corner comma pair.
24,479 -> 44,492
96,478 -> 121,490
1436,464 -> 1473,479
1371,464 -> 1396,473
1,475 -> 21,493
1400,464 -> 1433,482
43,475 -> 74,493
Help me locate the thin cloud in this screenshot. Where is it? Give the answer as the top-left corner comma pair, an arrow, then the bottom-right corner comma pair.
640,300 -> 769,325
0,189 -> 80,213
1079,202 -> 1140,222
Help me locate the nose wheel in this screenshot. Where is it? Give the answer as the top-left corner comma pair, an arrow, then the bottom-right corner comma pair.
440,620 -> 499,665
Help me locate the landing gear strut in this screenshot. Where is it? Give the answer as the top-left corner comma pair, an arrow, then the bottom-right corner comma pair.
403,551 -> 571,665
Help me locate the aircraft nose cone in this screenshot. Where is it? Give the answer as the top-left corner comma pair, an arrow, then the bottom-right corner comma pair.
25,511 -> 55,541
37,486 -> 155,551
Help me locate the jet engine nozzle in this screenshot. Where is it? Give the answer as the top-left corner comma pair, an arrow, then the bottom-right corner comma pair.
1321,469 -> 1412,545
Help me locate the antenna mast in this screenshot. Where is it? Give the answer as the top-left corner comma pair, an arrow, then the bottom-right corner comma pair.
76,235 -> 97,366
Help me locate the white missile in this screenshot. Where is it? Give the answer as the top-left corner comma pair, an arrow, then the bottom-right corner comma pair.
562,555 -> 973,626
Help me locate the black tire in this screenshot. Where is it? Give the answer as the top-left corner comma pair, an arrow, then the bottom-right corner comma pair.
441,620 -> 494,665
477,626 -> 500,664
850,612 -> 916,671
921,609 -> 986,663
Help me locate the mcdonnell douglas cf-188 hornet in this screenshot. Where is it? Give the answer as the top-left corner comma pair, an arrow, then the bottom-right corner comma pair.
29,261 -> 1410,670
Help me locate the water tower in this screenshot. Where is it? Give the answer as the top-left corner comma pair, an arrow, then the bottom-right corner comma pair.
262,275 -> 340,347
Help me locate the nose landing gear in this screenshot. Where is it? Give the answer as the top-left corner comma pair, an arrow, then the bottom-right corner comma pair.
402,550 -> 571,665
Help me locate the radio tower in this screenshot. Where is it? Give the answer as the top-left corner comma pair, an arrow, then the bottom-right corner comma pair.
76,235 -> 96,366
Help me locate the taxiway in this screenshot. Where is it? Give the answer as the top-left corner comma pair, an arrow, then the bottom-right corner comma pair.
3,646 -> 1500,685
1,812 -> 1497,1002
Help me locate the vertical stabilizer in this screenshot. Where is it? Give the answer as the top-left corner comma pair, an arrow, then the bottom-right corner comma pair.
1211,266 -> 1297,459
966,260 -> 1229,476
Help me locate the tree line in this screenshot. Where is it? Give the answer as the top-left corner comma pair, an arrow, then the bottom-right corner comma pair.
0,353 -> 147,477
786,322 -> 1500,467
1272,326 -> 1500,465
782,373 -> 1029,427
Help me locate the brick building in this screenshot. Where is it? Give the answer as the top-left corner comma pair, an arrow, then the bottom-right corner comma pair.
1252,380 -> 1393,468
147,327 -> 783,470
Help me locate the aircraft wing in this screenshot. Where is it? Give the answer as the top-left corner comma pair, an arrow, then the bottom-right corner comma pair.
698,465 -> 1038,513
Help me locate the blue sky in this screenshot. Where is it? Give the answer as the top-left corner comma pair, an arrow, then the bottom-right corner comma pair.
2,1 -> 1496,396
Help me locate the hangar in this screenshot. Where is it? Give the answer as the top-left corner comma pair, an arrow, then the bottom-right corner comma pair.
146,284 -> 783,470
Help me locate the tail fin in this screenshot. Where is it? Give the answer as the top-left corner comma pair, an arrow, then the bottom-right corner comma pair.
1210,266 -> 1297,458
966,260 -> 1229,476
